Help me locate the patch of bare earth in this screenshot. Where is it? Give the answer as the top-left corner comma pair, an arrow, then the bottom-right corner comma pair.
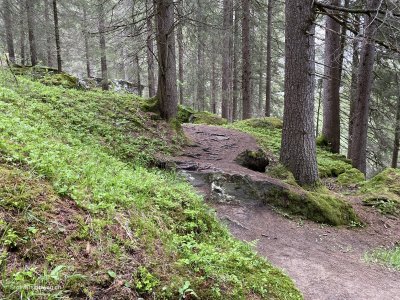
175,124 -> 400,300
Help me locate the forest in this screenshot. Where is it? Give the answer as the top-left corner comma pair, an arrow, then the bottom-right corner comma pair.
0,0 -> 400,299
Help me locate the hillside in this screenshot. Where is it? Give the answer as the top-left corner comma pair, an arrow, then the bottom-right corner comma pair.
0,69 -> 302,299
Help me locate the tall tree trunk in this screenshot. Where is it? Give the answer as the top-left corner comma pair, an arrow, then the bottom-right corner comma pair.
83,3 -> 91,77
347,15 -> 360,159
322,0 -> 342,153
26,0 -> 38,66
211,42 -> 217,114
146,0 -> 156,97
258,28 -> 264,115
392,74 -> 400,168
97,0 -> 108,90
19,3 -> 26,65
53,0 -> 62,72
155,0 -> 178,120
280,0 -> 319,186
265,0 -> 273,117
350,0 -> 381,175
221,0 -> 233,119
135,54 -> 142,97
196,0 -> 206,111
177,0 -> 184,104
44,0 -> 52,66
241,0 -> 251,119
3,0 -> 15,63
232,5 -> 239,121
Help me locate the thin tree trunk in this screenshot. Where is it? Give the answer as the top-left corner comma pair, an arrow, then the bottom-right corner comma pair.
83,4 -> 91,77
146,0 -> 156,97
322,0 -> 342,153
19,2 -> 26,65
97,0 -> 108,90
392,74 -> 400,168
53,0 -> 62,72
350,0 -> 381,174
232,5 -> 239,121
155,0 -> 178,120
347,15 -> 360,159
258,29 -> 264,115
177,0 -> 184,104
241,0 -> 251,119
316,78 -> 323,137
265,0 -> 273,117
3,0 -> 15,63
26,0 -> 38,66
211,43 -> 217,114
280,0 -> 319,186
44,0 -> 52,66
135,54 -> 142,97
196,0 -> 205,111
221,0 -> 233,119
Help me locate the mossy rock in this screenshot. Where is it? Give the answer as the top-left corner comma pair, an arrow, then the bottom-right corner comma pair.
267,187 -> 360,226
267,164 -> 298,186
140,97 -> 159,113
39,73 -> 79,89
337,168 -> 365,186
192,111 -> 228,125
360,168 -> 400,215
317,150 -> 353,178
177,105 -> 194,123
245,117 -> 283,129
235,149 -> 269,172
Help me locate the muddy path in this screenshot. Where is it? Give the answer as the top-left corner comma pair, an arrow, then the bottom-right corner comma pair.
175,124 -> 400,300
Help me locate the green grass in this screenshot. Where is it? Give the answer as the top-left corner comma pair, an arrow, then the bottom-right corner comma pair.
0,69 -> 302,299
365,246 -> 400,270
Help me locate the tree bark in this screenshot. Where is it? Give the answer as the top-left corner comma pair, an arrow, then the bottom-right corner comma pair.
97,0 -> 109,90
241,0 -> 252,119
3,0 -> 15,63
44,0 -> 52,66
53,0 -> 62,72
392,74 -> 400,168
146,0 -> 156,97
155,0 -> 178,120
196,0 -> 206,111
322,0 -> 342,153
26,0 -> 38,66
211,48 -> 217,114
347,14 -> 360,159
350,0 -> 381,175
232,4 -> 239,121
265,0 -> 273,117
135,54 -> 142,97
177,0 -> 184,105
221,0 -> 233,119
82,3 -> 91,77
280,0 -> 319,186
19,2 -> 26,65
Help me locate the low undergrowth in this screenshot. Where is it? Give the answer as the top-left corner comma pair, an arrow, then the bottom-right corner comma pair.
364,246 -> 400,270
0,69 -> 302,299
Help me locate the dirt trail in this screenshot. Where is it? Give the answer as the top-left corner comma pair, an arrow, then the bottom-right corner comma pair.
175,124 -> 400,300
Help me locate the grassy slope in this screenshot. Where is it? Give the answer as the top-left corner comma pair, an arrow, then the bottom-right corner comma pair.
0,70 -> 302,299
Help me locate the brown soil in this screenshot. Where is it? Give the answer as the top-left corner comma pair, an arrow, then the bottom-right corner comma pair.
175,124 -> 400,300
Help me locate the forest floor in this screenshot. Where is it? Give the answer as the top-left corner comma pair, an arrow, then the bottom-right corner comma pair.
175,124 -> 400,300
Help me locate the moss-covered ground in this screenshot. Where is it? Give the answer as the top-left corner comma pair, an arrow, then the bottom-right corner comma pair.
0,69 -> 302,299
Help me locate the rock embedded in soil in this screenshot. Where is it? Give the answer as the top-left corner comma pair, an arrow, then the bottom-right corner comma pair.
234,149 -> 269,172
